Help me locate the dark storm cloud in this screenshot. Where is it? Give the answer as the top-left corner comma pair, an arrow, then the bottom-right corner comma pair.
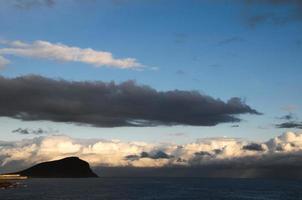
242,0 -> 302,27
276,122 -> 302,129
0,75 -> 260,127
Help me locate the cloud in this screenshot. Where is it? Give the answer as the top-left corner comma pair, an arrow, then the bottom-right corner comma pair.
242,0 -> 302,27
266,131 -> 302,151
125,151 -> 173,161
276,122 -> 302,129
231,124 -> 239,128
1,132 -> 302,175
0,40 -> 142,69
0,56 -> 10,69
12,128 -> 58,135
0,75 -> 260,127
242,143 -> 265,151
279,113 -> 295,121
276,112 -> 301,129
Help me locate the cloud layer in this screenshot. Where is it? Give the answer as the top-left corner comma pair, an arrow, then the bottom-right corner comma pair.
0,75 -> 259,127
0,40 -> 142,69
1,132 -> 302,175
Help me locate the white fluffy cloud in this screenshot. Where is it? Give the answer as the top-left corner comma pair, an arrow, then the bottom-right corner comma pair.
0,40 -> 142,69
1,132 -> 302,172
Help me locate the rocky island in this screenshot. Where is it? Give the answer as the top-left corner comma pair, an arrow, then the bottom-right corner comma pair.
13,157 -> 98,178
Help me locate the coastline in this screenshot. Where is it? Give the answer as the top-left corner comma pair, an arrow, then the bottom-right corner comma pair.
0,181 -> 17,189
0,174 -> 28,180
0,174 -> 27,189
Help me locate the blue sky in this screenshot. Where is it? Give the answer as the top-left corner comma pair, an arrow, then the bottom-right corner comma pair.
0,0 -> 301,143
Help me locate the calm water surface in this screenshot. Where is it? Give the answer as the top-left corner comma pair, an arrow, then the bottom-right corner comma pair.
1,178 -> 302,200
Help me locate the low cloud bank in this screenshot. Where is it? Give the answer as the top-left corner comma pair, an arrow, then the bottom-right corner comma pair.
1,132 -> 302,177
0,75 -> 259,127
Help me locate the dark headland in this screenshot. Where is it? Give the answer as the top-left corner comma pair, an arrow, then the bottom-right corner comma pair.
13,157 -> 98,178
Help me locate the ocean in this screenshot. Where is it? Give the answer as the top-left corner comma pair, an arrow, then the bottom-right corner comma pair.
1,178 -> 302,200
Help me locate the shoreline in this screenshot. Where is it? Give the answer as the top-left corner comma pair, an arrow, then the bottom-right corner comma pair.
0,181 -> 17,189
0,174 -> 28,180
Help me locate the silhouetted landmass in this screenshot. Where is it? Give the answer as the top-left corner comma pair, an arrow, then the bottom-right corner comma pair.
16,157 -> 98,178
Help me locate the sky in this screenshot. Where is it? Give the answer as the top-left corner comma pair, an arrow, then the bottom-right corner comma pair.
0,0 -> 301,145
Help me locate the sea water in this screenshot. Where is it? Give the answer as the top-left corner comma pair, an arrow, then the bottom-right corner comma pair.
0,178 -> 302,200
